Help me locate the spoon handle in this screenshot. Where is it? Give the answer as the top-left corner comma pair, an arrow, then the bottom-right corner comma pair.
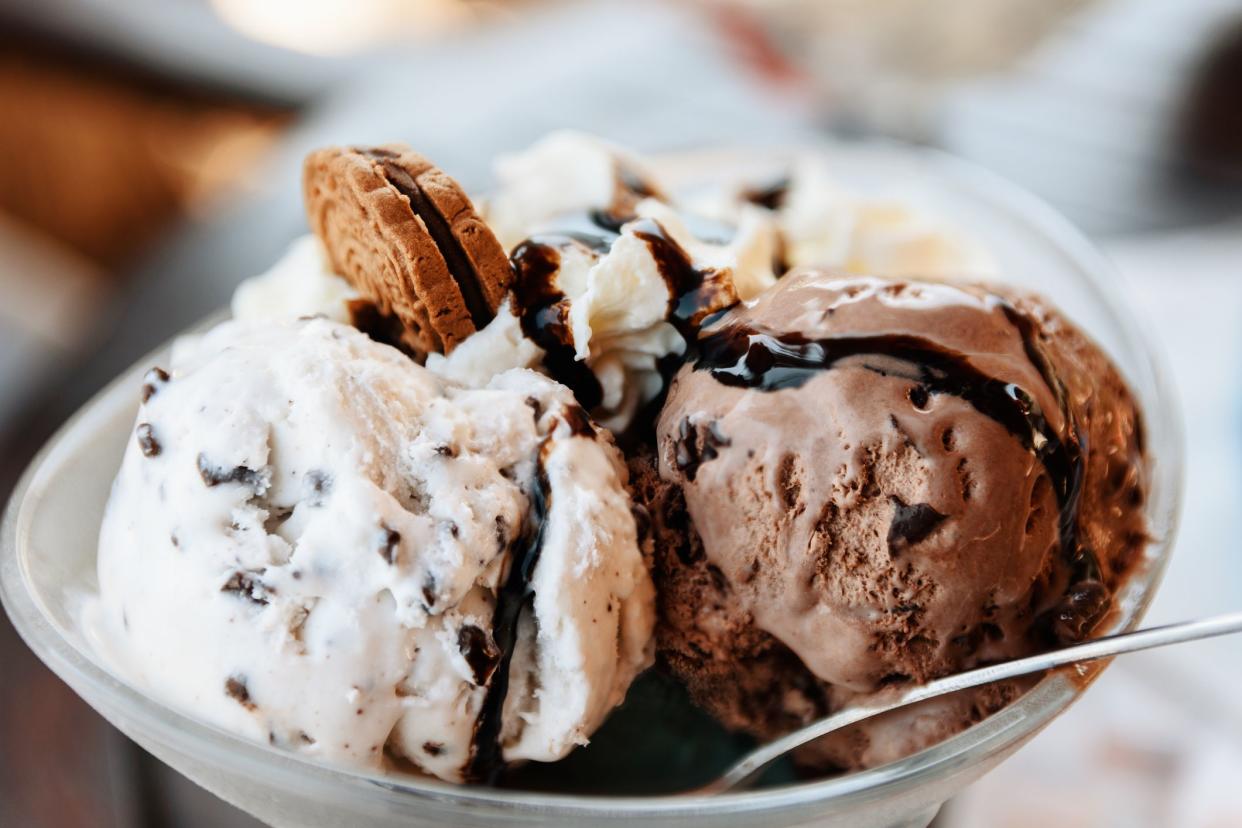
703,611 -> 1242,794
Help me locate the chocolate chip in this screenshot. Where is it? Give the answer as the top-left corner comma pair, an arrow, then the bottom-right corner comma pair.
950,632 -> 978,653
457,624 -> 500,686
1049,580 -> 1111,643
957,457 -> 973,501
263,506 -> 294,535
674,417 -> 731,482
140,367 -> 170,403
306,470 -> 332,503
197,454 -> 263,488
288,605 -> 312,643
225,676 -> 256,711
776,454 -> 801,509
433,444 -> 457,458
525,396 -> 544,422
378,524 -> 400,565
221,571 -> 270,605
136,424 -> 161,457
941,428 -> 956,452
887,497 -> 946,555
421,574 -> 437,609
559,404 -> 596,438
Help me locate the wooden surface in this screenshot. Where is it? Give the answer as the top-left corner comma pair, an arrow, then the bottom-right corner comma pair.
0,36 -> 288,269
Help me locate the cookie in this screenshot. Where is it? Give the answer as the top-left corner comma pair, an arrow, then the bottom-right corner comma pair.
304,144 -> 513,356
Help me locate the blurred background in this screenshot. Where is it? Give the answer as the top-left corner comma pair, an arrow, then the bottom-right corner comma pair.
0,0 -> 1240,825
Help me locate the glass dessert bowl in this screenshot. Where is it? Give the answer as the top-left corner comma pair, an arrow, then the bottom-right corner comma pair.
0,142 -> 1182,828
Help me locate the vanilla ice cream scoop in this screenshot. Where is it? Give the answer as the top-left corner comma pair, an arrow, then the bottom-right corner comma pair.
93,317 -> 654,783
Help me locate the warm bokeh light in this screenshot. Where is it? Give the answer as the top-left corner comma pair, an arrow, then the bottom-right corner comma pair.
210,0 -> 474,55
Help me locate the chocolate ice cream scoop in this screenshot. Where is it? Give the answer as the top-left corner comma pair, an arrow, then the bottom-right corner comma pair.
636,270 -> 1147,770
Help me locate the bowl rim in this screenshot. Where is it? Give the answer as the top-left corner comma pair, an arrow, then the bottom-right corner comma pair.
0,141 -> 1185,818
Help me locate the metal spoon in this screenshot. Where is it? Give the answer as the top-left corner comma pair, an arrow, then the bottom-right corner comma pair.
700,611 -> 1242,794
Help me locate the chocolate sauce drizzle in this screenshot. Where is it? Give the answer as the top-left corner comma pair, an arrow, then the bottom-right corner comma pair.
628,218 -> 734,338
995,304 -> 1090,577
994,303 -> 1107,638
457,625 -> 501,687
464,402 -> 601,782
467,446 -> 553,783
508,210 -> 737,421
510,237 -> 604,410
692,303 -> 1105,636
615,163 -> 660,202
694,327 -> 1071,467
